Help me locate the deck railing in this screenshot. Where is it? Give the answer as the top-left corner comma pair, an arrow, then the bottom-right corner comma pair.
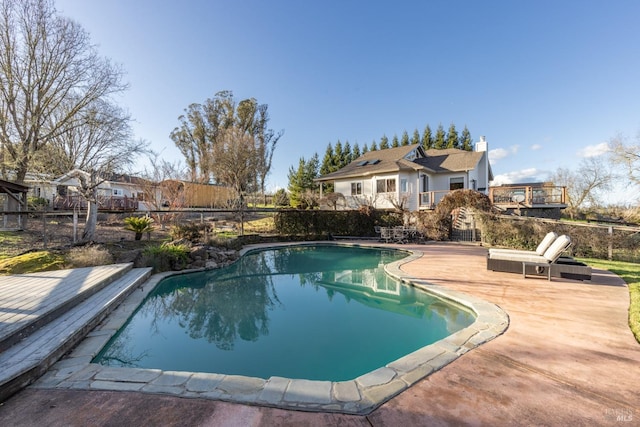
488,186 -> 566,207
419,190 -> 452,209
53,195 -> 139,211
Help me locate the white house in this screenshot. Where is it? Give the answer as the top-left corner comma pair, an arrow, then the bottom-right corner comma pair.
50,169 -> 152,211
315,138 -> 493,211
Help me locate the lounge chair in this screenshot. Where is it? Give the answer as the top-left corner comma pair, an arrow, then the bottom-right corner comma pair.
487,235 -> 572,280
488,231 -> 558,257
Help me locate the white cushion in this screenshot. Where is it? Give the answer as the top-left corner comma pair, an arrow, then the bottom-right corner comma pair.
535,232 -> 558,255
542,235 -> 572,262
488,231 -> 558,257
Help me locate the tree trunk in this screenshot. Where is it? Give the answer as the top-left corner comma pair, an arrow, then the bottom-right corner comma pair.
81,199 -> 98,242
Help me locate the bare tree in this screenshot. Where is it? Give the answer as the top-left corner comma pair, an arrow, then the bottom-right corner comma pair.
609,133 -> 640,189
551,156 -> 613,218
170,91 -> 281,188
140,151 -> 186,230
0,0 -> 127,183
46,100 -> 146,242
212,126 -> 259,200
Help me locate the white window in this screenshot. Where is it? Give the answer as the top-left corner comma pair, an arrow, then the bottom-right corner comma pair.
112,188 -> 124,196
400,179 -> 408,192
351,182 -> 362,195
449,177 -> 464,190
376,178 -> 396,193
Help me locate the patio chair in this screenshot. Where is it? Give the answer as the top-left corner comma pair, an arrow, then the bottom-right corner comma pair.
380,227 -> 393,243
488,231 -> 558,257
487,235 -> 572,280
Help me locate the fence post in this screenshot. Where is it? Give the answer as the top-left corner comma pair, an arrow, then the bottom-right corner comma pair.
608,226 -> 613,260
42,210 -> 47,249
73,209 -> 78,244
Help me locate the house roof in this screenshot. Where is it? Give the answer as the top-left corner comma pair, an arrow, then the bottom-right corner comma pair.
316,144 -> 491,182
0,179 -> 29,194
316,144 -> 425,182
52,169 -> 151,187
415,148 -> 485,173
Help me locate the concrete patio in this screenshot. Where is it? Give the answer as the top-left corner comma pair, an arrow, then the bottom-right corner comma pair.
0,242 -> 637,426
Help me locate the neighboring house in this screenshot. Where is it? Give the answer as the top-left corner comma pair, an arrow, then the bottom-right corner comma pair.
315,138 -> 493,211
50,169 -> 149,211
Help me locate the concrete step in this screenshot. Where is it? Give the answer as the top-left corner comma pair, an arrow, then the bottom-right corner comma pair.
0,263 -> 134,352
0,267 -> 152,402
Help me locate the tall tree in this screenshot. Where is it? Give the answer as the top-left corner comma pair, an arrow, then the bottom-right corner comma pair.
411,129 -> 420,145
342,141 -> 352,166
319,143 -> 335,193
379,135 -> 389,150
446,123 -> 459,149
369,140 -> 378,151
0,0 -> 128,183
44,99 -> 145,241
333,140 -> 344,170
391,134 -> 400,148
170,91 -> 281,188
551,157 -> 613,218
211,126 -> 260,201
287,154 -> 319,208
434,124 -> 446,149
352,142 -> 361,159
609,133 -> 640,188
422,125 -> 434,149
459,125 -> 473,151
400,130 -> 410,146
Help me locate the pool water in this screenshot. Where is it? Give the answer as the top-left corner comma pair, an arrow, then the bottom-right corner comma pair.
94,245 -> 475,381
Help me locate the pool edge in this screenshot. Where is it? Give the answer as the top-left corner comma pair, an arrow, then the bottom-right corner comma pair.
33,241 -> 509,416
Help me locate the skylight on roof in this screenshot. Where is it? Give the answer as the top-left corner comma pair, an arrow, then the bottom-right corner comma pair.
357,160 -> 368,166
369,159 -> 380,165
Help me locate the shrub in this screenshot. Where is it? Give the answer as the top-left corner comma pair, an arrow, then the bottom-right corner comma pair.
124,216 -> 154,240
170,222 -> 210,242
143,243 -> 190,272
65,245 -> 113,268
28,196 -> 48,210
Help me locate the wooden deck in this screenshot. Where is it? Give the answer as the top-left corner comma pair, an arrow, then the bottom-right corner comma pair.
0,264 -> 152,401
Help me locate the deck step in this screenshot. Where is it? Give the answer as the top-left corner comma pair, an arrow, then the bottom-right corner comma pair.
0,267 -> 152,402
0,263 -> 134,352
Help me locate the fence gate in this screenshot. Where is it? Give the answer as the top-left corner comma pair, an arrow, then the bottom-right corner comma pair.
450,207 -> 481,242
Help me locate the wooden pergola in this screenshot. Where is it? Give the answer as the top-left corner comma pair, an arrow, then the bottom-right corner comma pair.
0,179 -> 29,231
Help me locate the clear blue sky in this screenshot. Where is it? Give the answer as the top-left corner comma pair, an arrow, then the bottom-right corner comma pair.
55,0 -> 640,203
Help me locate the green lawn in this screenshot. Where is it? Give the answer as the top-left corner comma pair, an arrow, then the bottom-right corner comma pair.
579,258 -> 640,344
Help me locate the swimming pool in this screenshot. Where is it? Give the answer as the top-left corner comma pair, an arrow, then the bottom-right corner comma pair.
94,244 -> 475,381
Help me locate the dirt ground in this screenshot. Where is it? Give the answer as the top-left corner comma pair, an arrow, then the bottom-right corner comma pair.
1,212 -> 172,260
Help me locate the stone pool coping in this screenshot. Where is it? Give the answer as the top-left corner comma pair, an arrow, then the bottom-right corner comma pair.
33,242 -> 509,415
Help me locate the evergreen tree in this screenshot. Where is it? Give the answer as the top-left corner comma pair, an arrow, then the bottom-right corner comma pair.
333,140 -> 344,170
422,125 -> 434,149
369,140 -> 378,151
287,154 -> 319,208
411,129 -> 420,145
342,141 -> 352,166
352,142 -> 361,159
446,123 -> 459,149
434,124 -> 446,149
319,144 -> 335,193
320,143 -> 334,176
379,135 -> 389,149
362,143 -> 369,154
391,134 -> 400,148
400,130 -> 410,146
459,125 -> 473,151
